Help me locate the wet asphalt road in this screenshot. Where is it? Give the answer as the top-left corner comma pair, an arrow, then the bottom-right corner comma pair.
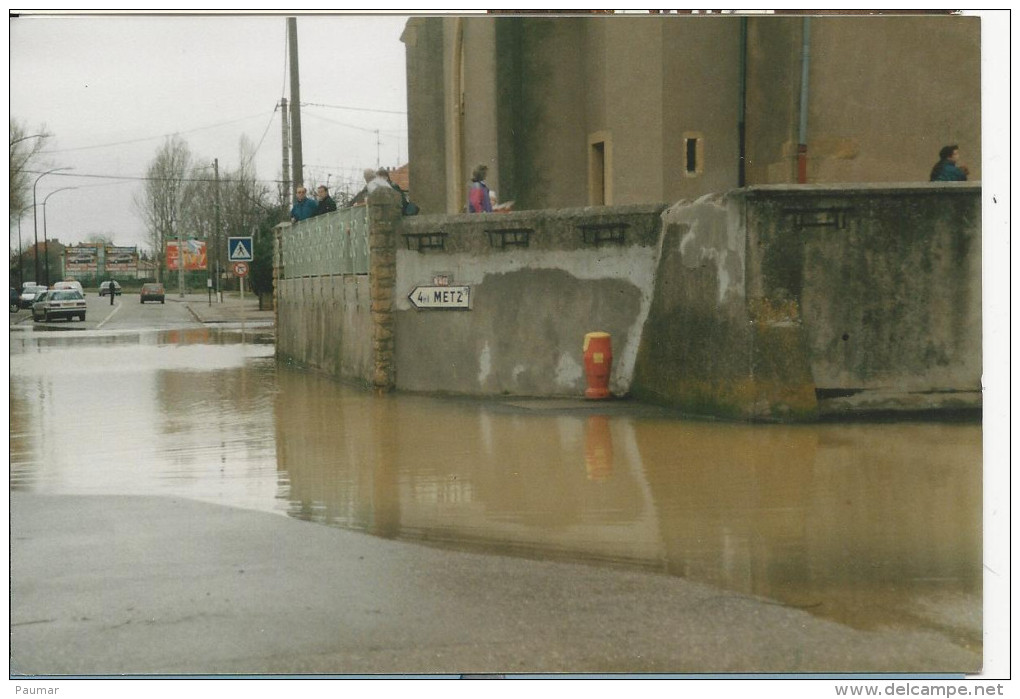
10,493 -> 980,676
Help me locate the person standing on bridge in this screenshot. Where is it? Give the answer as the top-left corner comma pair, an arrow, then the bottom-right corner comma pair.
313,185 -> 337,217
109,277 -> 116,306
467,164 -> 493,213
289,186 -> 317,223
929,144 -> 970,181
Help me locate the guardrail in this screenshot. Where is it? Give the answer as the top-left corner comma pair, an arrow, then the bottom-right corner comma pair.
280,206 -> 370,278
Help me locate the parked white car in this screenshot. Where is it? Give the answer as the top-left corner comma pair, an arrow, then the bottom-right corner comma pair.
19,285 -> 48,309
52,280 -> 85,296
32,289 -> 87,322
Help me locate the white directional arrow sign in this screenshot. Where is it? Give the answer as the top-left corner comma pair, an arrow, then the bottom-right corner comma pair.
408,285 -> 471,310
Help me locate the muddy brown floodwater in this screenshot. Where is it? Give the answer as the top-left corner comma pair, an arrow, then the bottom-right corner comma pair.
9,327 -> 982,655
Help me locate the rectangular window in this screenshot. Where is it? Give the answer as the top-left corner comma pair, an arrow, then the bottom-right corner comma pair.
683,132 -> 704,177
686,138 -> 698,173
591,141 -> 606,206
588,131 -> 611,206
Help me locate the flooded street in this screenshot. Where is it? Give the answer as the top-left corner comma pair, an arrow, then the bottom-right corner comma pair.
9,326 -> 982,656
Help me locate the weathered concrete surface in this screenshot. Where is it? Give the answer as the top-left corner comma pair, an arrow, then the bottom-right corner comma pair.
276,275 -> 374,383
10,493 -> 979,675
395,205 -> 664,397
277,185 -> 981,420
632,184 -> 981,419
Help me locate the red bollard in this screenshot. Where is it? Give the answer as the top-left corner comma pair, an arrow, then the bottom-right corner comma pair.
583,331 -> 612,400
584,415 -> 614,481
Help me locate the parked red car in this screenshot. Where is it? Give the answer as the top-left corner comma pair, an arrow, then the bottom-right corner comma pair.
140,283 -> 165,304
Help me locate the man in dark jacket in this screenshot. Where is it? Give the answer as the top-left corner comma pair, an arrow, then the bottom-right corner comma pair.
930,145 -> 969,181
313,185 -> 337,217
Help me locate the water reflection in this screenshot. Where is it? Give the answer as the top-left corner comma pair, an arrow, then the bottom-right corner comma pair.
9,328 -> 281,511
272,367 -> 980,644
8,329 -> 981,647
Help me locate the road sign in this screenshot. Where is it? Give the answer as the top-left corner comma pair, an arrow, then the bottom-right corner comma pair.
408,285 -> 471,310
233,262 -> 249,277
228,236 -> 253,262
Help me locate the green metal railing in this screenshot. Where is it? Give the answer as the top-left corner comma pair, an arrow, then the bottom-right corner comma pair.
281,206 -> 369,278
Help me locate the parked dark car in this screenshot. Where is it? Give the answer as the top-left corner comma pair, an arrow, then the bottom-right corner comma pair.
140,283 -> 165,304
32,289 -> 87,322
98,280 -> 122,297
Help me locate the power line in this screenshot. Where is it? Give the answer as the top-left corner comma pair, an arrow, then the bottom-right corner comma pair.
302,101 -> 406,116
22,168 -> 286,187
302,110 -> 407,138
240,102 -> 279,172
38,111 -> 277,154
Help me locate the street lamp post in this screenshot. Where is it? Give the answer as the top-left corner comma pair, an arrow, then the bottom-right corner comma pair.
14,204 -> 34,288
32,167 -> 73,285
42,187 -> 78,287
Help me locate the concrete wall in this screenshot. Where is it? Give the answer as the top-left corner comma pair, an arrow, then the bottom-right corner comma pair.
631,183 -> 982,419
401,18 -> 447,216
276,188 -> 402,388
277,184 -> 981,421
277,274 -> 374,382
394,205 -> 665,397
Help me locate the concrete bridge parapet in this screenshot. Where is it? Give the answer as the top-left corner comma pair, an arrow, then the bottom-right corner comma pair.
276,184 -> 982,421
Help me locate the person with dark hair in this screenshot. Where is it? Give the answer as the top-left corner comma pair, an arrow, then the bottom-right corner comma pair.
467,164 -> 492,213
930,145 -> 969,181
313,185 -> 337,217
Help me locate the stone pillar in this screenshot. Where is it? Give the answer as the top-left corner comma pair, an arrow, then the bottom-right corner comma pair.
367,186 -> 402,390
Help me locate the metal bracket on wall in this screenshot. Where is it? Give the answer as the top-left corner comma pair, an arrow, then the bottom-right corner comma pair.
486,228 -> 532,249
402,231 -> 447,252
783,208 -> 854,230
579,222 -> 629,246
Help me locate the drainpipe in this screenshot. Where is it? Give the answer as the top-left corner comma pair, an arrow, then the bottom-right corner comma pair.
738,16 -> 748,187
797,17 -> 811,184
452,17 -> 465,213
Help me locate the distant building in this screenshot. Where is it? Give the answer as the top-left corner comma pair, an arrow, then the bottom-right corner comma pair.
387,163 -> 410,194
401,14 -> 981,214
136,259 -> 158,281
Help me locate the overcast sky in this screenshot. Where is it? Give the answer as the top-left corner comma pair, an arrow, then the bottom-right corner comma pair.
9,10 -> 1010,256
10,12 -> 416,251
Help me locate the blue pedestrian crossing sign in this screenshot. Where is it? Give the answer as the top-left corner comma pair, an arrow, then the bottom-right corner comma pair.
228,236 -> 254,262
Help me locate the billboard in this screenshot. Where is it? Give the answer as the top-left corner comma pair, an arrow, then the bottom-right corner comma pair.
105,246 -> 138,274
65,245 -> 99,273
166,239 -> 207,271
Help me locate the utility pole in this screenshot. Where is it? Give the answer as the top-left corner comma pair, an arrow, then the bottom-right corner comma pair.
177,210 -> 185,299
281,98 -> 291,206
214,158 -> 222,300
287,17 -> 303,193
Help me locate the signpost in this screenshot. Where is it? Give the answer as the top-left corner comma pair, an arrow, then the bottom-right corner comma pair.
231,261 -> 250,339
229,240 -> 253,339
407,285 -> 471,310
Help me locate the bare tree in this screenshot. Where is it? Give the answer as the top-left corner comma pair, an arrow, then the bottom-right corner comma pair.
134,135 -> 192,282
84,232 -> 115,247
10,118 -> 51,220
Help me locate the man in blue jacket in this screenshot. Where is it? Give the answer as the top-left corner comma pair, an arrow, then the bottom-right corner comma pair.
929,145 -> 969,181
290,186 -> 317,222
